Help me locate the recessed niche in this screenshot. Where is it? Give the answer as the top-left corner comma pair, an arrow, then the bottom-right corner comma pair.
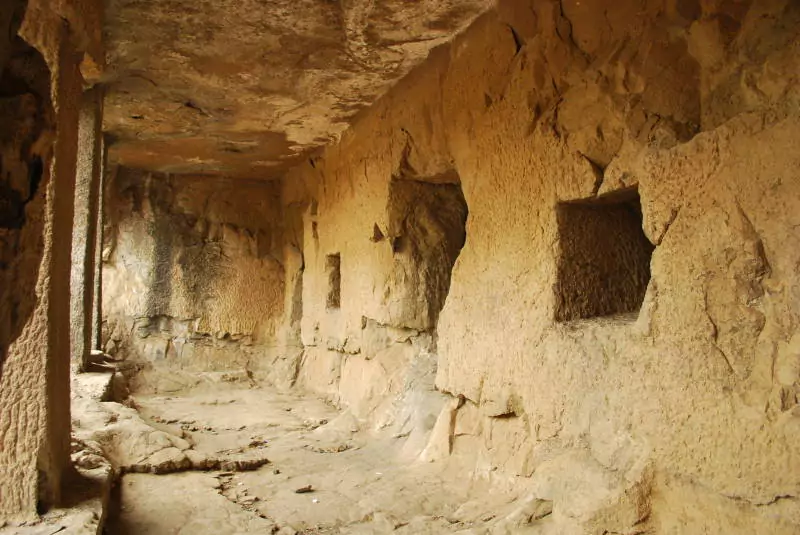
325,253 -> 341,310
554,188 -> 654,322
383,177 -> 468,329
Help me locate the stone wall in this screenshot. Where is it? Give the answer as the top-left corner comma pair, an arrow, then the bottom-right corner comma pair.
282,0 -> 800,532
101,169 -> 287,388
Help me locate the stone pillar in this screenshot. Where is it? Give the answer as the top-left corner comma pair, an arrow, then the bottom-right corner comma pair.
91,138 -> 107,351
70,87 -> 103,370
0,24 -> 83,520
38,25 -> 83,516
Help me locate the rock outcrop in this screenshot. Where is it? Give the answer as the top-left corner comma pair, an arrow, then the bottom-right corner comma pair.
274,1 -> 800,533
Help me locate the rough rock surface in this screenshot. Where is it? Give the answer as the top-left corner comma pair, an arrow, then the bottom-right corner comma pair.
276,0 -> 800,533
0,0 -> 103,519
91,0 -> 800,533
99,376 -> 553,535
71,371 -> 271,477
102,0 -> 493,178
102,168 -> 286,381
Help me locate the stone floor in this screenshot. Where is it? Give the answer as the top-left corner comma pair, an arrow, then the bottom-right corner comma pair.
105,381 -> 500,534
1,371 -> 560,535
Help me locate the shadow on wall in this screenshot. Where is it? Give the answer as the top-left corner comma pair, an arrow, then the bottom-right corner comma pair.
143,178 -> 222,318
101,170 -> 286,376
0,31 -> 53,378
147,182 -> 173,317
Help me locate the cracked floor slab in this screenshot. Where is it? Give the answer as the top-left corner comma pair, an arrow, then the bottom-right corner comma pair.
102,379 -> 523,535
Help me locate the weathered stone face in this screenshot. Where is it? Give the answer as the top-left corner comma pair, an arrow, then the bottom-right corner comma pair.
3,0 -> 798,530
102,0 -> 493,178
278,0 -> 800,533
101,168 -> 287,388
0,18 -> 55,522
1,0 -> 103,519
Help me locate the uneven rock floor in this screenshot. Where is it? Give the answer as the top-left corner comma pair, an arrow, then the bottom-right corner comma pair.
1,374 -> 550,535
103,381 -> 514,535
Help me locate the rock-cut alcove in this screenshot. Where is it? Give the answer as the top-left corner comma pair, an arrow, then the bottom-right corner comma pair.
325,253 -> 341,310
382,169 -> 468,332
554,188 -> 654,322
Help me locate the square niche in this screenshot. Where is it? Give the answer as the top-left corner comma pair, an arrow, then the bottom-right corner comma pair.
554,189 -> 654,322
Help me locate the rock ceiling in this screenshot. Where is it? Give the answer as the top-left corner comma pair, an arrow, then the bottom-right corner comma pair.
103,0 -> 493,179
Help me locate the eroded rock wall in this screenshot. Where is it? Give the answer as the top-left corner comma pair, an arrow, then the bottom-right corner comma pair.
283,0 -> 800,532
101,169 -> 287,389
0,12 -> 56,521
281,133 -> 468,450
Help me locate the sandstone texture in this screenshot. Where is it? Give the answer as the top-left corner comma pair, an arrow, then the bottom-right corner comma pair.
69,87 -> 104,371
0,0 -> 104,520
97,0 -> 800,531
2,0 -> 800,533
101,169 -> 286,384
274,0 -> 800,533
102,0 -> 493,178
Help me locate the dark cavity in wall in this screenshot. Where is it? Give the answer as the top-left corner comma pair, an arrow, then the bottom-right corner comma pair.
286,202 -> 306,334
383,168 -> 468,331
325,253 -> 341,310
554,188 -> 654,322
0,33 -> 50,230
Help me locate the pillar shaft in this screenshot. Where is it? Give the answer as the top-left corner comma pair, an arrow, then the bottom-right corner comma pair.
0,26 -> 83,520
90,138 -> 107,352
70,87 -> 104,370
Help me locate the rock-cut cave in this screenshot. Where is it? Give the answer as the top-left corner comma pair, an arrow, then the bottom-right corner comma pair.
1,0 -> 799,533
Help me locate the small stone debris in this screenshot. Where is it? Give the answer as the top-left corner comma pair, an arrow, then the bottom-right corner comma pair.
273,469 -> 281,475
294,485 -> 314,494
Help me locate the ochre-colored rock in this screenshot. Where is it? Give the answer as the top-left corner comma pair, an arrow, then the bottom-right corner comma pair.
1,0 -> 799,533
102,0 -> 493,178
